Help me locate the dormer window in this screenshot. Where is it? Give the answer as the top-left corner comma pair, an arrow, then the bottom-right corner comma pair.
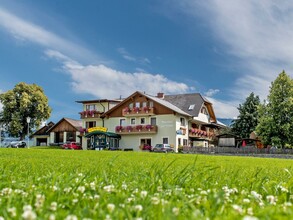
201,106 -> 208,115
188,104 -> 195,110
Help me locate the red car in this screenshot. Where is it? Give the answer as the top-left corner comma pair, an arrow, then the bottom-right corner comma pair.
62,142 -> 82,150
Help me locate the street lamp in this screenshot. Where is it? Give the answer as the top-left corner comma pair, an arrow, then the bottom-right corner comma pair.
26,117 -> 31,148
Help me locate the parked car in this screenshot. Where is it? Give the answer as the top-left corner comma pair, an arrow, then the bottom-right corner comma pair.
152,144 -> 174,153
62,142 -> 82,150
142,144 -> 152,151
10,141 -> 27,148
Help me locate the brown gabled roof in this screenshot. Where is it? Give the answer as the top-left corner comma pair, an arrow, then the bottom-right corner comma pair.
103,91 -> 191,117
47,118 -> 82,133
75,99 -> 122,104
32,121 -> 55,136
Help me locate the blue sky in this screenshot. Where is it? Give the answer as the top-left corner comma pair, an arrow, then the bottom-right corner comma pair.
1,1 -> 293,123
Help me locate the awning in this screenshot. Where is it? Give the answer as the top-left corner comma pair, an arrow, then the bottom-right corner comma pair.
85,131 -> 121,139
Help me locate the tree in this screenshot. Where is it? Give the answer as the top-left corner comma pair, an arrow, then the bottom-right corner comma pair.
0,82 -> 51,140
231,92 -> 260,138
256,71 -> 293,148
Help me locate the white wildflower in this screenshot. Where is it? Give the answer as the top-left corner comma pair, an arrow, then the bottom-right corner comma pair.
251,191 -> 262,200
157,186 -> 163,192
77,186 -> 86,193
172,207 -> 180,216
134,205 -> 143,212
232,204 -> 243,214
78,173 -> 83,177
242,216 -> 259,220
64,187 -> 72,193
35,194 -> 45,209
49,214 -> 55,220
23,205 -> 33,212
243,198 -> 250,204
105,214 -> 111,220
266,195 -> 277,205
72,199 -> 78,204
0,216 -> 4,220
1,188 -> 12,195
51,185 -> 58,191
7,207 -> 16,217
94,194 -> 100,200
65,215 -> 78,220
22,208 -> 37,220
140,190 -> 148,198
107,203 -> 115,213
247,207 -> 254,216
50,202 -> 58,211
90,182 -> 96,190
103,185 -> 115,193
151,197 -> 160,205
121,183 -> 127,190
200,190 -> 208,195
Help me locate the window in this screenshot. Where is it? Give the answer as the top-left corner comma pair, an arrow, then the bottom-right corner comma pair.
183,139 -> 188,146
201,107 -> 208,115
86,121 -> 96,128
149,101 -> 154,108
131,118 -> 136,125
150,117 -> 156,126
66,132 -> 76,141
120,119 -> 126,126
135,102 -> 140,108
129,103 -> 133,109
140,118 -> 146,124
188,104 -> 195,110
142,102 -> 147,107
180,117 -> 186,126
86,104 -> 96,111
163,137 -> 168,144
178,138 -> 181,146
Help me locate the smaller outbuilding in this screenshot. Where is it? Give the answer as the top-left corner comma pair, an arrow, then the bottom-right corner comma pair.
217,133 -> 241,147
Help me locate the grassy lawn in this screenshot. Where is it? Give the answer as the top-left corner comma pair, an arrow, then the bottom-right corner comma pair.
0,148 -> 292,219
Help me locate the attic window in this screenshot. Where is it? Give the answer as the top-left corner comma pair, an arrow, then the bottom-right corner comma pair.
188,104 -> 195,110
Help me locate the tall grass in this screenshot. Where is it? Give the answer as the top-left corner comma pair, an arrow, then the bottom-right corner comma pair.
0,149 -> 292,219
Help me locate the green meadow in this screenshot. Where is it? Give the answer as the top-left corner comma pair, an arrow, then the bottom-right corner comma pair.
0,149 -> 292,220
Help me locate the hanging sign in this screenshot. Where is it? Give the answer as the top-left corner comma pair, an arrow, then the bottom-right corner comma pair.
88,127 -> 108,133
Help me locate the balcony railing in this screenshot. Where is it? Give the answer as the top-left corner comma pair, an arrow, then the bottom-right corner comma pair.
189,128 -> 214,140
115,125 -> 158,134
79,110 -> 102,119
122,107 -> 156,116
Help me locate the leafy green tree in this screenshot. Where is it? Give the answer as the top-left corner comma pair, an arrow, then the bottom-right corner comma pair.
0,82 -> 51,139
256,71 -> 293,148
231,92 -> 260,138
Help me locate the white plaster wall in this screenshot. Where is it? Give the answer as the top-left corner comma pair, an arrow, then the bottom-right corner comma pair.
194,113 -> 210,123
49,132 -> 54,144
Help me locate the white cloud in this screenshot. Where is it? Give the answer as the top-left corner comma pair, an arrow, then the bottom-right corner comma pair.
117,47 -> 151,65
117,47 -> 137,61
46,49 -> 191,99
169,0 -> 293,101
207,97 -> 239,119
157,0 -> 293,118
0,7 -> 99,63
205,89 -> 220,97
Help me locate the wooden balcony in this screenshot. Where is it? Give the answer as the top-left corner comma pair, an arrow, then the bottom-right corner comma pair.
122,107 -> 156,117
189,129 -> 214,140
79,110 -> 102,119
115,125 -> 158,135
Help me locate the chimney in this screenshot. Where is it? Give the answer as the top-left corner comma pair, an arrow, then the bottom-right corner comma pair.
157,92 -> 164,98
